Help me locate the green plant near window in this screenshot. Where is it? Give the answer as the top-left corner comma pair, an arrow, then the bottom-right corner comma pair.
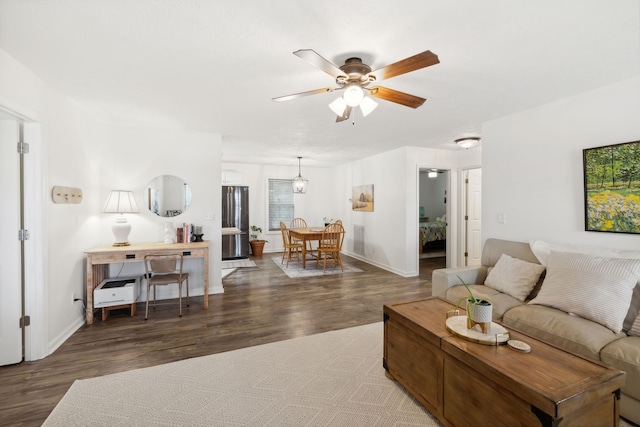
250,225 -> 267,242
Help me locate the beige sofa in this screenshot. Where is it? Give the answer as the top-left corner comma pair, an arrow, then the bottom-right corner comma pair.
432,238 -> 640,425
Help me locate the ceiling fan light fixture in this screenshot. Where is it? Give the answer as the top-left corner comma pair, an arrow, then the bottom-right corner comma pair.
455,137 -> 481,149
328,97 -> 347,116
359,96 -> 378,117
343,84 -> 364,107
292,157 -> 308,194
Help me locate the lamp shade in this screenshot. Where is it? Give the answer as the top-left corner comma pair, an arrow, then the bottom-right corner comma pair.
103,190 -> 139,213
328,97 -> 347,116
359,96 -> 378,117
103,190 -> 138,246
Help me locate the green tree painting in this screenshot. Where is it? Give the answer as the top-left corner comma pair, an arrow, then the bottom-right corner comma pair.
583,140 -> 640,233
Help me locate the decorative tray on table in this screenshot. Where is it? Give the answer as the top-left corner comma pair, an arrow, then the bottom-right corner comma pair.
445,315 -> 510,346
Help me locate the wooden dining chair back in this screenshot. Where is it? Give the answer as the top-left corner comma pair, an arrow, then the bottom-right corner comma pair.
290,217 -> 307,229
143,254 -> 189,319
316,223 -> 345,272
280,221 -> 302,267
290,217 -> 314,253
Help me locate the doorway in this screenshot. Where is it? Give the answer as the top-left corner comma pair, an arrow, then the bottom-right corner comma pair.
0,107 -> 45,365
462,168 -> 482,266
0,118 -> 23,365
418,169 -> 448,268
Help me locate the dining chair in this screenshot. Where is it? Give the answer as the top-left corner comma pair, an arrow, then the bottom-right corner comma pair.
290,217 -> 314,254
143,254 -> 189,319
316,223 -> 345,272
280,221 -> 303,267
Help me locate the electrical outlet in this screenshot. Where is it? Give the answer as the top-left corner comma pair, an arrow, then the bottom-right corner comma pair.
71,293 -> 81,304
205,212 -> 215,220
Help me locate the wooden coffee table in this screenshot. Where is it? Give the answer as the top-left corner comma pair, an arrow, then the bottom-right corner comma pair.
383,297 -> 625,427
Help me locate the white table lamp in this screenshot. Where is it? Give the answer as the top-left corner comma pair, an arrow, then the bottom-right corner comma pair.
103,190 -> 139,246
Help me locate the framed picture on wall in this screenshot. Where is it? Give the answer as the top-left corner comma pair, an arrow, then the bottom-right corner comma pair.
352,184 -> 374,212
583,140 -> 640,234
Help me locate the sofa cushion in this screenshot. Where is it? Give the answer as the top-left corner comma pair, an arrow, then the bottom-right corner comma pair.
445,284 -> 524,321
600,337 -> 640,401
503,304 -> 625,360
484,253 -> 546,301
529,251 -> 640,333
482,238 -> 540,267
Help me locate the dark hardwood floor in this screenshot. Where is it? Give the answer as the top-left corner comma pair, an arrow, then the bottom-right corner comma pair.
0,254 -> 444,427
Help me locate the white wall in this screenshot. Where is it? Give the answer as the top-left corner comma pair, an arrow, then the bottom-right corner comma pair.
0,48 -> 222,359
221,162 -> 334,254
335,146 -> 482,276
483,75 -> 640,250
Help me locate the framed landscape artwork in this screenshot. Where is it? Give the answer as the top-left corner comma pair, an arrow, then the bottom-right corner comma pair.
352,184 -> 374,212
583,140 -> 640,234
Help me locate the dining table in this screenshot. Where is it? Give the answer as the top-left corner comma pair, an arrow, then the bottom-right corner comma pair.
287,226 -> 326,268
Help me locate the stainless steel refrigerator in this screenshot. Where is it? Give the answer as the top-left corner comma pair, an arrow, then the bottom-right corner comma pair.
222,186 -> 249,259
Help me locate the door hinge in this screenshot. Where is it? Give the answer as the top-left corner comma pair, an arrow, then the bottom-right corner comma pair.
464,252 -> 468,258
464,215 -> 469,221
17,141 -> 29,154
19,315 -> 31,328
18,229 -> 30,241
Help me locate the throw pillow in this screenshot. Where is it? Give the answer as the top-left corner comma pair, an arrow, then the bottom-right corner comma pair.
529,251 -> 640,333
484,253 -> 546,301
529,240 -> 640,332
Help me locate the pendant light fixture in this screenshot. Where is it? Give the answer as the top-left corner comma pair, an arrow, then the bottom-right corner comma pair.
292,157 -> 308,194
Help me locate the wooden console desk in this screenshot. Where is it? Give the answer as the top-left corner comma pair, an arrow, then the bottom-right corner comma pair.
85,241 -> 210,324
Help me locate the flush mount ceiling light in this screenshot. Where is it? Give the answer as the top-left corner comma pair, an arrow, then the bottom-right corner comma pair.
455,137 -> 481,149
428,169 -> 438,178
292,157 -> 308,194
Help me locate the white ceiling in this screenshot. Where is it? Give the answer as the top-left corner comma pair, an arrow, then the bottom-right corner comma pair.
1,1 -> 639,167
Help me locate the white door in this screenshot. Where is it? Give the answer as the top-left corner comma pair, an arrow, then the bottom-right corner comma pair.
0,119 -> 23,365
465,168 -> 482,266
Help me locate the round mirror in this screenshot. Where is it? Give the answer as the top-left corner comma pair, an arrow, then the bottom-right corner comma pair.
145,175 -> 192,217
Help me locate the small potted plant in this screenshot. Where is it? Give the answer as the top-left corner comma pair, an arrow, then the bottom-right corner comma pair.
249,225 -> 268,256
456,276 -> 492,333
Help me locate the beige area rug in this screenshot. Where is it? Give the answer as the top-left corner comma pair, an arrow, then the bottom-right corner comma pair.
43,323 -> 440,426
222,259 -> 257,280
271,256 -> 363,278
221,259 -> 257,269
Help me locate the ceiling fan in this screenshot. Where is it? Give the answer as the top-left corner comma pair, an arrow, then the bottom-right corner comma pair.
272,49 -> 440,122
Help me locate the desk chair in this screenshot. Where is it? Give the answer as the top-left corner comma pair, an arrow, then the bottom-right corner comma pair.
143,254 -> 189,319
280,222 -> 303,267
316,223 -> 345,272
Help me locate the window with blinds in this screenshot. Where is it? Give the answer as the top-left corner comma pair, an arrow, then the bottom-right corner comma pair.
268,179 -> 294,231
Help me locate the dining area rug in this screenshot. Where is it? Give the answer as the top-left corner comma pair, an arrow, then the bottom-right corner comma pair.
271,256 -> 363,278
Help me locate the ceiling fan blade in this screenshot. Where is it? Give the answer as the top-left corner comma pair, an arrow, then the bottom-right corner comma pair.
294,49 -> 346,79
336,106 -> 352,122
368,86 -> 426,108
370,50 -> 439,81
272,87 -> 336,102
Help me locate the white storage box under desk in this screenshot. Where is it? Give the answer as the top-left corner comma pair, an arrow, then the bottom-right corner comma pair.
94,276 -> 141,308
